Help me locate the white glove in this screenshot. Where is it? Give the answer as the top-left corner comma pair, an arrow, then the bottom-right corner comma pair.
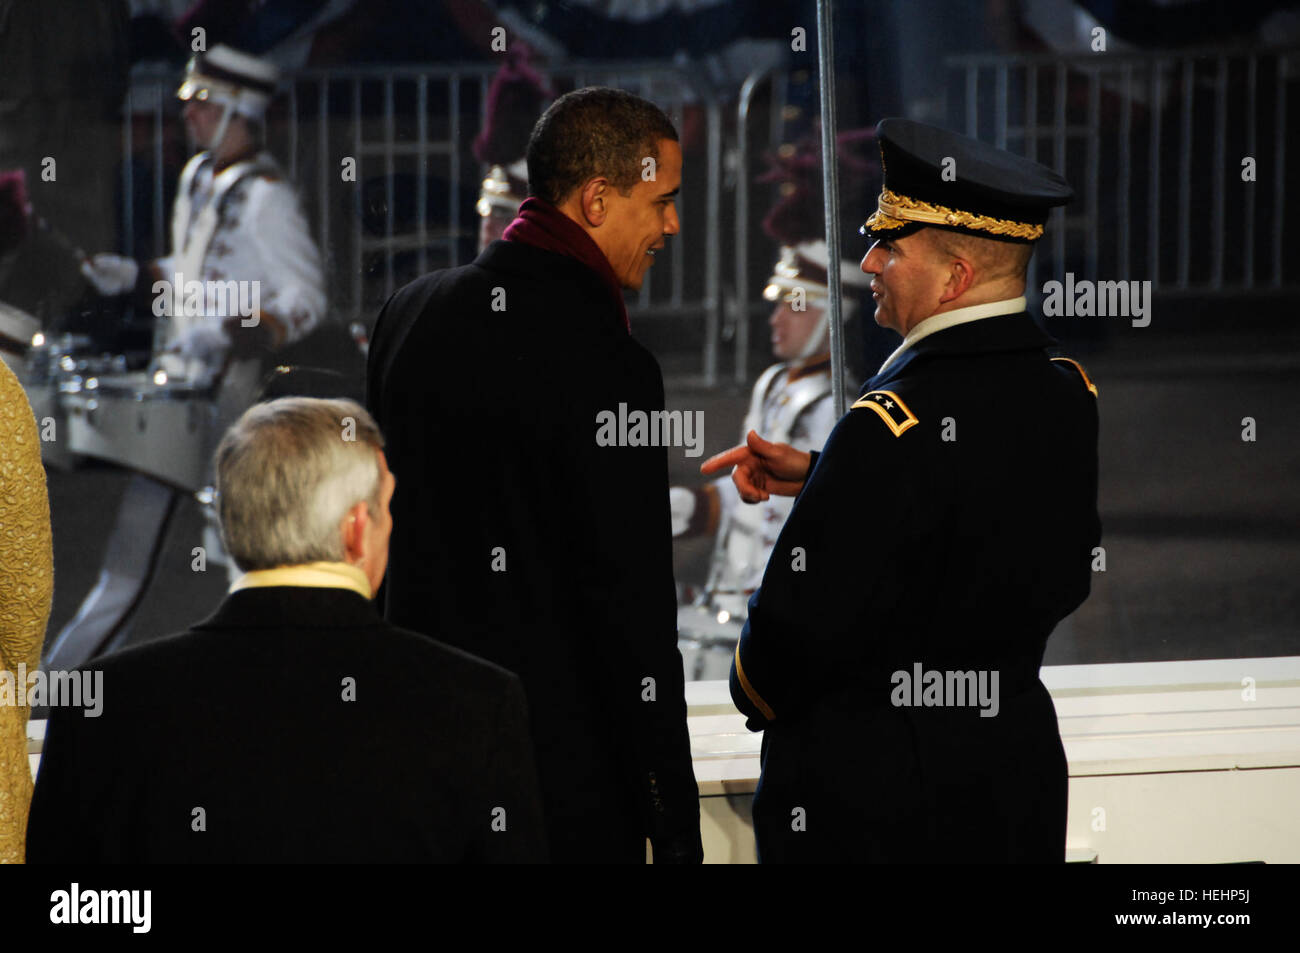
80,253 -> 139,296
669,486 -> 696,537
166,322 -> 230,364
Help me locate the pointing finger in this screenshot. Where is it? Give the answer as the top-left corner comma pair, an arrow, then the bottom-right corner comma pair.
700,444 -> 751,476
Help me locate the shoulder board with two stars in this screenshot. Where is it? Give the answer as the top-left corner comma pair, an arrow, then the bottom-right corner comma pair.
850,389 -> 918,437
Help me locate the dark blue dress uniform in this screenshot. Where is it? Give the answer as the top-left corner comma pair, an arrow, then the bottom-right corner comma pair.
729,118 -> 1101,863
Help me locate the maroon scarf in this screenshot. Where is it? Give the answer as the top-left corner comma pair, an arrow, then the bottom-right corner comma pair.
503,197 -> 630,333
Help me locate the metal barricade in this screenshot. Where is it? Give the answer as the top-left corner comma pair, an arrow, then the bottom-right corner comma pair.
120,61 -> 726,382
733,66 -> 794,385
942,47 -> 1300,295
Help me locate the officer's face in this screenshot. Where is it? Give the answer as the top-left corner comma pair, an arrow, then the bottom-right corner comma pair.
862,231 -> 950,336
597,138 -> 682,290
769,299 -> 825,361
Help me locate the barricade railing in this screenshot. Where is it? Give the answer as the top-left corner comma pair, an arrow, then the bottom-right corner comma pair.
121,61 -> 727,382
732,64 -> 791,385
943,46 -> 1300,296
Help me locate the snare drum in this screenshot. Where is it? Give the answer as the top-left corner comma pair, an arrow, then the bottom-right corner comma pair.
21,332 -> 131,472
63,371 -> 218,492
23,333 -> 128,386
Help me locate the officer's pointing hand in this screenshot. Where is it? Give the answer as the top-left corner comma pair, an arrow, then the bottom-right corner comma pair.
699,429 -> 810,504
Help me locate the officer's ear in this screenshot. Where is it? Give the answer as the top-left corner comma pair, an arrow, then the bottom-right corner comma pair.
577,177 -> 610,228
940,254 -> 976,304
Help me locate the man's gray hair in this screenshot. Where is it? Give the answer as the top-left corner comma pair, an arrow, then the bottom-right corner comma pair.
214,397 -> 385,572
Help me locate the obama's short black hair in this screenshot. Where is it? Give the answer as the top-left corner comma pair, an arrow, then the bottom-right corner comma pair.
526,87 -> 678,206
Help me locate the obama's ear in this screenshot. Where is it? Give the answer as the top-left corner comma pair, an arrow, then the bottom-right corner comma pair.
579,177 -> 610,227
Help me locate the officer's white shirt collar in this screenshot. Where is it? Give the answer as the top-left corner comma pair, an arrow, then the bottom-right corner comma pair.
876,295 -> 1026,376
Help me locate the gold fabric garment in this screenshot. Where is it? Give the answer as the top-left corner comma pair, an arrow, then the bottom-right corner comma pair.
0,361 -> 54,864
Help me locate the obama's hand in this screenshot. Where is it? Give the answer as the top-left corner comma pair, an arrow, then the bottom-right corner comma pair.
699,430 -> 811,503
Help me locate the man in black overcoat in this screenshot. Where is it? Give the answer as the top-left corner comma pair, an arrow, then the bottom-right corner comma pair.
28,397 -> 545,863
366,88 -> 702,863
708,119 -> 1102,863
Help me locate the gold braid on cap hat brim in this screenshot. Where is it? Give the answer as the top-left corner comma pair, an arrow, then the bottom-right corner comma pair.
864,188 -> 1044,240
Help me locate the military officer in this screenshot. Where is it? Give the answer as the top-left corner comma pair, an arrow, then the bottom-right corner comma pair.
705,118 -> 1101,863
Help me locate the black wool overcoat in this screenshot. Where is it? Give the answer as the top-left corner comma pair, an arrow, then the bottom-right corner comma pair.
367,240 -> 702,864
27,586 -> 546,862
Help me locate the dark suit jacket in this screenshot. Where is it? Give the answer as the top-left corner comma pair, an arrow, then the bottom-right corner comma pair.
367,239 -> 701,863
27,586 -> 546,863
731,311 -> 1101,863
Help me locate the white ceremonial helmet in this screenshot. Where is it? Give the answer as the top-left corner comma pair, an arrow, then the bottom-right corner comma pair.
763,240 -> 873,360
176,45 -> 280,152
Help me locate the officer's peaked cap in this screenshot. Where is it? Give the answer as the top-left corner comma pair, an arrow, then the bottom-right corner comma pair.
862,118 -> 1074,244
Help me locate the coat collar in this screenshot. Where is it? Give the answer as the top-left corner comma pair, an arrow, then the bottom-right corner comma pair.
787,355 -> 831,383
875,296 -> 1026,376
192,585 -> 382,633
476,239 -> 626,336
479,238 -> 611,291
865,309 -> 1056,391
230,561 -> 371,600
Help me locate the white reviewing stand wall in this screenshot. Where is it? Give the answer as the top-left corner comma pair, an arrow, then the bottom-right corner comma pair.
686,656 -> 1300,864
27,656 -> 1300,863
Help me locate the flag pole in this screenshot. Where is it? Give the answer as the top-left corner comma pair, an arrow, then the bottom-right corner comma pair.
815,0 -> 847,416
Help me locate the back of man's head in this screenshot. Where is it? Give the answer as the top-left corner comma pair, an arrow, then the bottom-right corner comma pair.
526,86 -> 678,205
215,397 -> 384,572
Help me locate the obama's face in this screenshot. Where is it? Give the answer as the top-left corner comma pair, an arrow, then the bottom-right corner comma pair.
597,139 -> 682,290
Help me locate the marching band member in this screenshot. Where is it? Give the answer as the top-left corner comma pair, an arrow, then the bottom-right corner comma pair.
78,45 -> 326,582
80,44 -> 325,399
473,49 -> 552,252
671,133 -> 877,623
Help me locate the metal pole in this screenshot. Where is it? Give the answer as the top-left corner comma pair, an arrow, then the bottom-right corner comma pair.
737,65 -> 779,386
815,0 -> 847,417
704,99 -> 722,387
123,86 -> 134,259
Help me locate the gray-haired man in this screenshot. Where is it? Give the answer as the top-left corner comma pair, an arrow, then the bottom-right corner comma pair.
29,397 -> 546,863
